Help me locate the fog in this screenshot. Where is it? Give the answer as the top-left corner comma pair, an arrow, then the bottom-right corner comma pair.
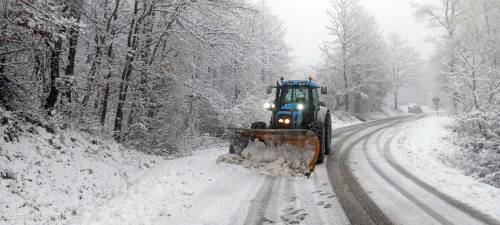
264,0 -> 434,69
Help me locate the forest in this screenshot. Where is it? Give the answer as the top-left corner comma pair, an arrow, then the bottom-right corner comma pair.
1,0 -> 291,155
1,0 -> 500,157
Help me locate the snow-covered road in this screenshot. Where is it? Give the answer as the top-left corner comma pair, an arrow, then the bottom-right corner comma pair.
69,148 -> 349,225
335,115 -> 500,225
68,115 -> 500,225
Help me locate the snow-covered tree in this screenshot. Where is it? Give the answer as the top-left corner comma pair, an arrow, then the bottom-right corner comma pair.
0,0 -> 291,154
386,33 -> 421,110
321,0 -> 388,113
415,0 -> 500,160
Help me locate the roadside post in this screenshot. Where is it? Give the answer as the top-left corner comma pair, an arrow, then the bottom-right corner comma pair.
432,97 -> 440,116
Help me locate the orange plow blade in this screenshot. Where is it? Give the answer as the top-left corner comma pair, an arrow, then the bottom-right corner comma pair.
228,129 -> 320,175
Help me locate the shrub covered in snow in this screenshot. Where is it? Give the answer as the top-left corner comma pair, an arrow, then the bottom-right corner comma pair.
450,109 -> 500,188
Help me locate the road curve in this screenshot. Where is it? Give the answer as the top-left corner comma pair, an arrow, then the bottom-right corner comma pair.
327,115 -> 499,225
327,117 -> 408,225
241,115 -> 499,225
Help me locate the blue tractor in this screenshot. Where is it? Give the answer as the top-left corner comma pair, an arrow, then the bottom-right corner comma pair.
229,78 -> 332,174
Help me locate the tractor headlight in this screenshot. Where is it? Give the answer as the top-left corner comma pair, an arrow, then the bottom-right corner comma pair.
278,118 -> 284,123
297,103 -> 304,110
284,118 -> 290,124
264,103 -> 275,110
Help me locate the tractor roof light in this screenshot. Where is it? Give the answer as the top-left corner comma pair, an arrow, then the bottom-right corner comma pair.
264,102 -> 275,110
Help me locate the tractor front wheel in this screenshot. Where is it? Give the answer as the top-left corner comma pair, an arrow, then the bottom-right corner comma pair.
251,122 -> 267,129
229,136 -> 249,154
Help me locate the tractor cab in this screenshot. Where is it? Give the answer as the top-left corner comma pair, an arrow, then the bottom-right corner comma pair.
265,78 -> 327,129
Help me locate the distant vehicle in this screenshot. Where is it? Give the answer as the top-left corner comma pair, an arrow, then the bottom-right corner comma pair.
408,105 -> 424,114
228,78 -> 331,176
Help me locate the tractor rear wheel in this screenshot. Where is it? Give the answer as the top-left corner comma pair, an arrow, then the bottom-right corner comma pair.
325,112 -> 332,155
312,124 -> 326,164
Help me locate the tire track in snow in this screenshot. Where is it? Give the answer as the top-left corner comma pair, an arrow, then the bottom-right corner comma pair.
381,119 -> 500,225
263,178 -> 286,224
239,118 -> 399,225
328,117 -> 407,225
311,163 -> 350,225
363,128 -> 454,225
243,176 -> 278,225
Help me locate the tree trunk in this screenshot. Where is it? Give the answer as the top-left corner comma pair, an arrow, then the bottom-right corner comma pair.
0,57 -> 4,80
343,67 -> 349,112
114,61 -> 133,141
0,56 -> 6,106
100,65 -> 112,125
113,0 -> 139,142
100,0 -> 121,126
394,90 -> 398,110
63,1 -> 81,103
45,38 -> 63,110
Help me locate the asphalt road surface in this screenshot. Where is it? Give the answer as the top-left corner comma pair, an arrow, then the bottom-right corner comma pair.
244,115 -> 499,225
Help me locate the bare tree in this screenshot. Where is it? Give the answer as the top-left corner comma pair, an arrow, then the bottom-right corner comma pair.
387,33 -> 421,110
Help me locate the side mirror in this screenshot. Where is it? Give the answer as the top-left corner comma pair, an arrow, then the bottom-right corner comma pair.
266,86 -> 273,94
321,86 -> 328,94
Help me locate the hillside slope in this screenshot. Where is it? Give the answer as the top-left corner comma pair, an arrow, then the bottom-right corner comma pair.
0,109 -> 162,224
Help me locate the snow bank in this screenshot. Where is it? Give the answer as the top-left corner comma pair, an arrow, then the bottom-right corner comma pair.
392,116 -> 500,220
217,140 -> 313,177
0,109 -> 162,225
330,111 -> 363,129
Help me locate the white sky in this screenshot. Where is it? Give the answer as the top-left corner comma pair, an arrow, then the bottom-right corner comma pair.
263,0 -> 434,69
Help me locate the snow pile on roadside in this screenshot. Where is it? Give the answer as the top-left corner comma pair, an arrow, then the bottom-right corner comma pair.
0,109 -> 162,225
217,140 -> 313,177
331,111 -> 363,129
392,116 -> 500,219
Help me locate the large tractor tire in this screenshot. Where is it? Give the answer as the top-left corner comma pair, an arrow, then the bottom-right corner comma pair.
251,122 -> 267,129
324,112 -> 332,155
229,135 -> 249,154
229,122 -> 266,154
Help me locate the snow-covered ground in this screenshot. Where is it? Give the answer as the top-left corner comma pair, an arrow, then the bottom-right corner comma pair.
69,148 -> 349,225
391,116 -> 500,220
0,107 -> 349,225
330,111 -> 363,129
68,149 -> 259,225
330,103 -> 429,129
0,111 -> 162,225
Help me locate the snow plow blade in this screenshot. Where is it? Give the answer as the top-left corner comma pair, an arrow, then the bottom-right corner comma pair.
228,129 -> 321,175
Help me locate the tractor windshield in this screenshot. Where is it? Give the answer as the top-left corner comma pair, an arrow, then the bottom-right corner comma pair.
281,87 -> 310,105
